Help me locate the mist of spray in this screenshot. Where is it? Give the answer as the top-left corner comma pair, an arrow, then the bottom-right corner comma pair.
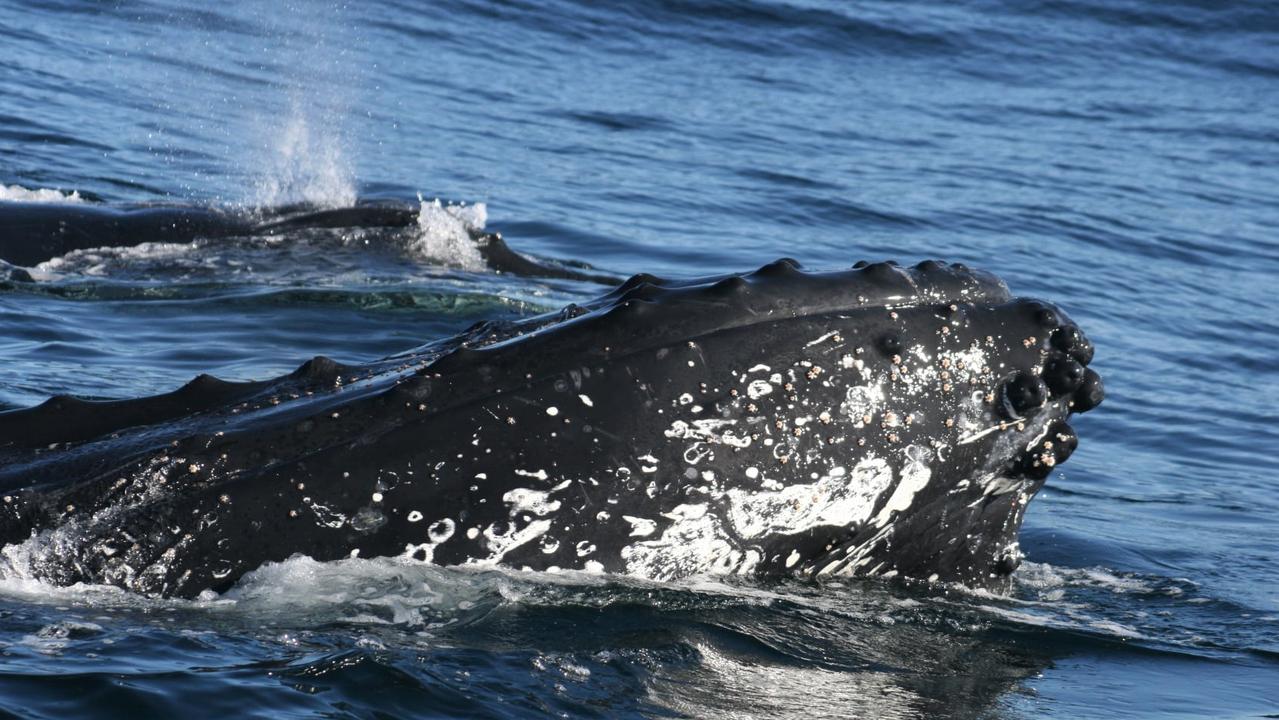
242,2 -> 361,209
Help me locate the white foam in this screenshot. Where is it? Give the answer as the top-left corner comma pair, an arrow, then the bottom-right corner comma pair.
1016,562 -> 1155,594
0,184 -> 85,203
408,197 -> 488,271
33,240 -> 202,277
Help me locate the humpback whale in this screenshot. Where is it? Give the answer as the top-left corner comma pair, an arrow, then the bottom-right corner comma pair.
0,199 -> 618,283
0,242 -> 1103,598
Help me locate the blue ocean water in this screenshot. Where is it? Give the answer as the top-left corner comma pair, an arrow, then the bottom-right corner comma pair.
1,0 -> 1277,717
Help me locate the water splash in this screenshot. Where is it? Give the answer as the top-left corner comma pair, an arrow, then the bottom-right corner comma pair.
250,108 -> 357,209
239,2 -> 362,209
409,196 -> 488,270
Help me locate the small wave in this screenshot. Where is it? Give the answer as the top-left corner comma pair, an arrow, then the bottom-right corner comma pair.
1015,562 -> 1166,596
0,184 -> 86,204
217,555 -> 511,629
976,602 -> 1147,641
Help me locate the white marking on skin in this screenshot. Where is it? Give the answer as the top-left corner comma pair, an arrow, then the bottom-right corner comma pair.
745,467 -> 759,479
467,527 -> 480,539
546,406 -> 559,416
514,468 -> 549,480
623,515 -> 657,537
684,443 -> 712,464
578,394 -> 594,407
747,380 -> 773,399
841,380 -> 885,419
638,453 -> 659,473
402,517 -> 455,565
786,549 -> 801,568
503,487 -> 562,516
306,501 -> 347,529
666,419 -> 751,448
429,518 -> 455,542
726,459 -> 891,540
984,475 -> 1027,496
747,364 -> 771,373
810,448 -> 939,579
620,504 -> 760,579
407,510 -> 423,523
584,560 -> 605,573
871,445 -> 933,528
472,519 -> 552,565
806,331 -> 840,347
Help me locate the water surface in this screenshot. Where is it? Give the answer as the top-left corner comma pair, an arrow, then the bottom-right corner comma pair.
1,0 -> 1277,717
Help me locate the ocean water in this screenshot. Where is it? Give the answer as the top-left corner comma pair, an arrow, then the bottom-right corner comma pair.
1,0 -> 1277,717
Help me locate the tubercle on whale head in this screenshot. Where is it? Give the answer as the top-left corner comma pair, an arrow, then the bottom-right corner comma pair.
422,258 -> 1015,375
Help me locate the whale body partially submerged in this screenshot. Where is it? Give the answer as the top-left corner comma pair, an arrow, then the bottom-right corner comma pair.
0,199 -> 618,283
0,236 -> 1102,597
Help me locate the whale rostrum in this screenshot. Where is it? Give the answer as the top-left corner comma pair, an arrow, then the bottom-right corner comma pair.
0,258 -> 1102,597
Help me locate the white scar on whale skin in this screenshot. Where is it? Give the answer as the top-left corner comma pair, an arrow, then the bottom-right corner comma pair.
615,455 -> 903,582
665,419 -> 752,448
621,504 -> 760,579
468,520 -> 552,567
725,458 -> 892,540
623,516 -> 657,537
808,445 -> 934,578
400,518 -> 456,564
503,479 -> 571,517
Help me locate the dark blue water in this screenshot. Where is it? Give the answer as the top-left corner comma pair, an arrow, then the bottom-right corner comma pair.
2,0 -> 1277,717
